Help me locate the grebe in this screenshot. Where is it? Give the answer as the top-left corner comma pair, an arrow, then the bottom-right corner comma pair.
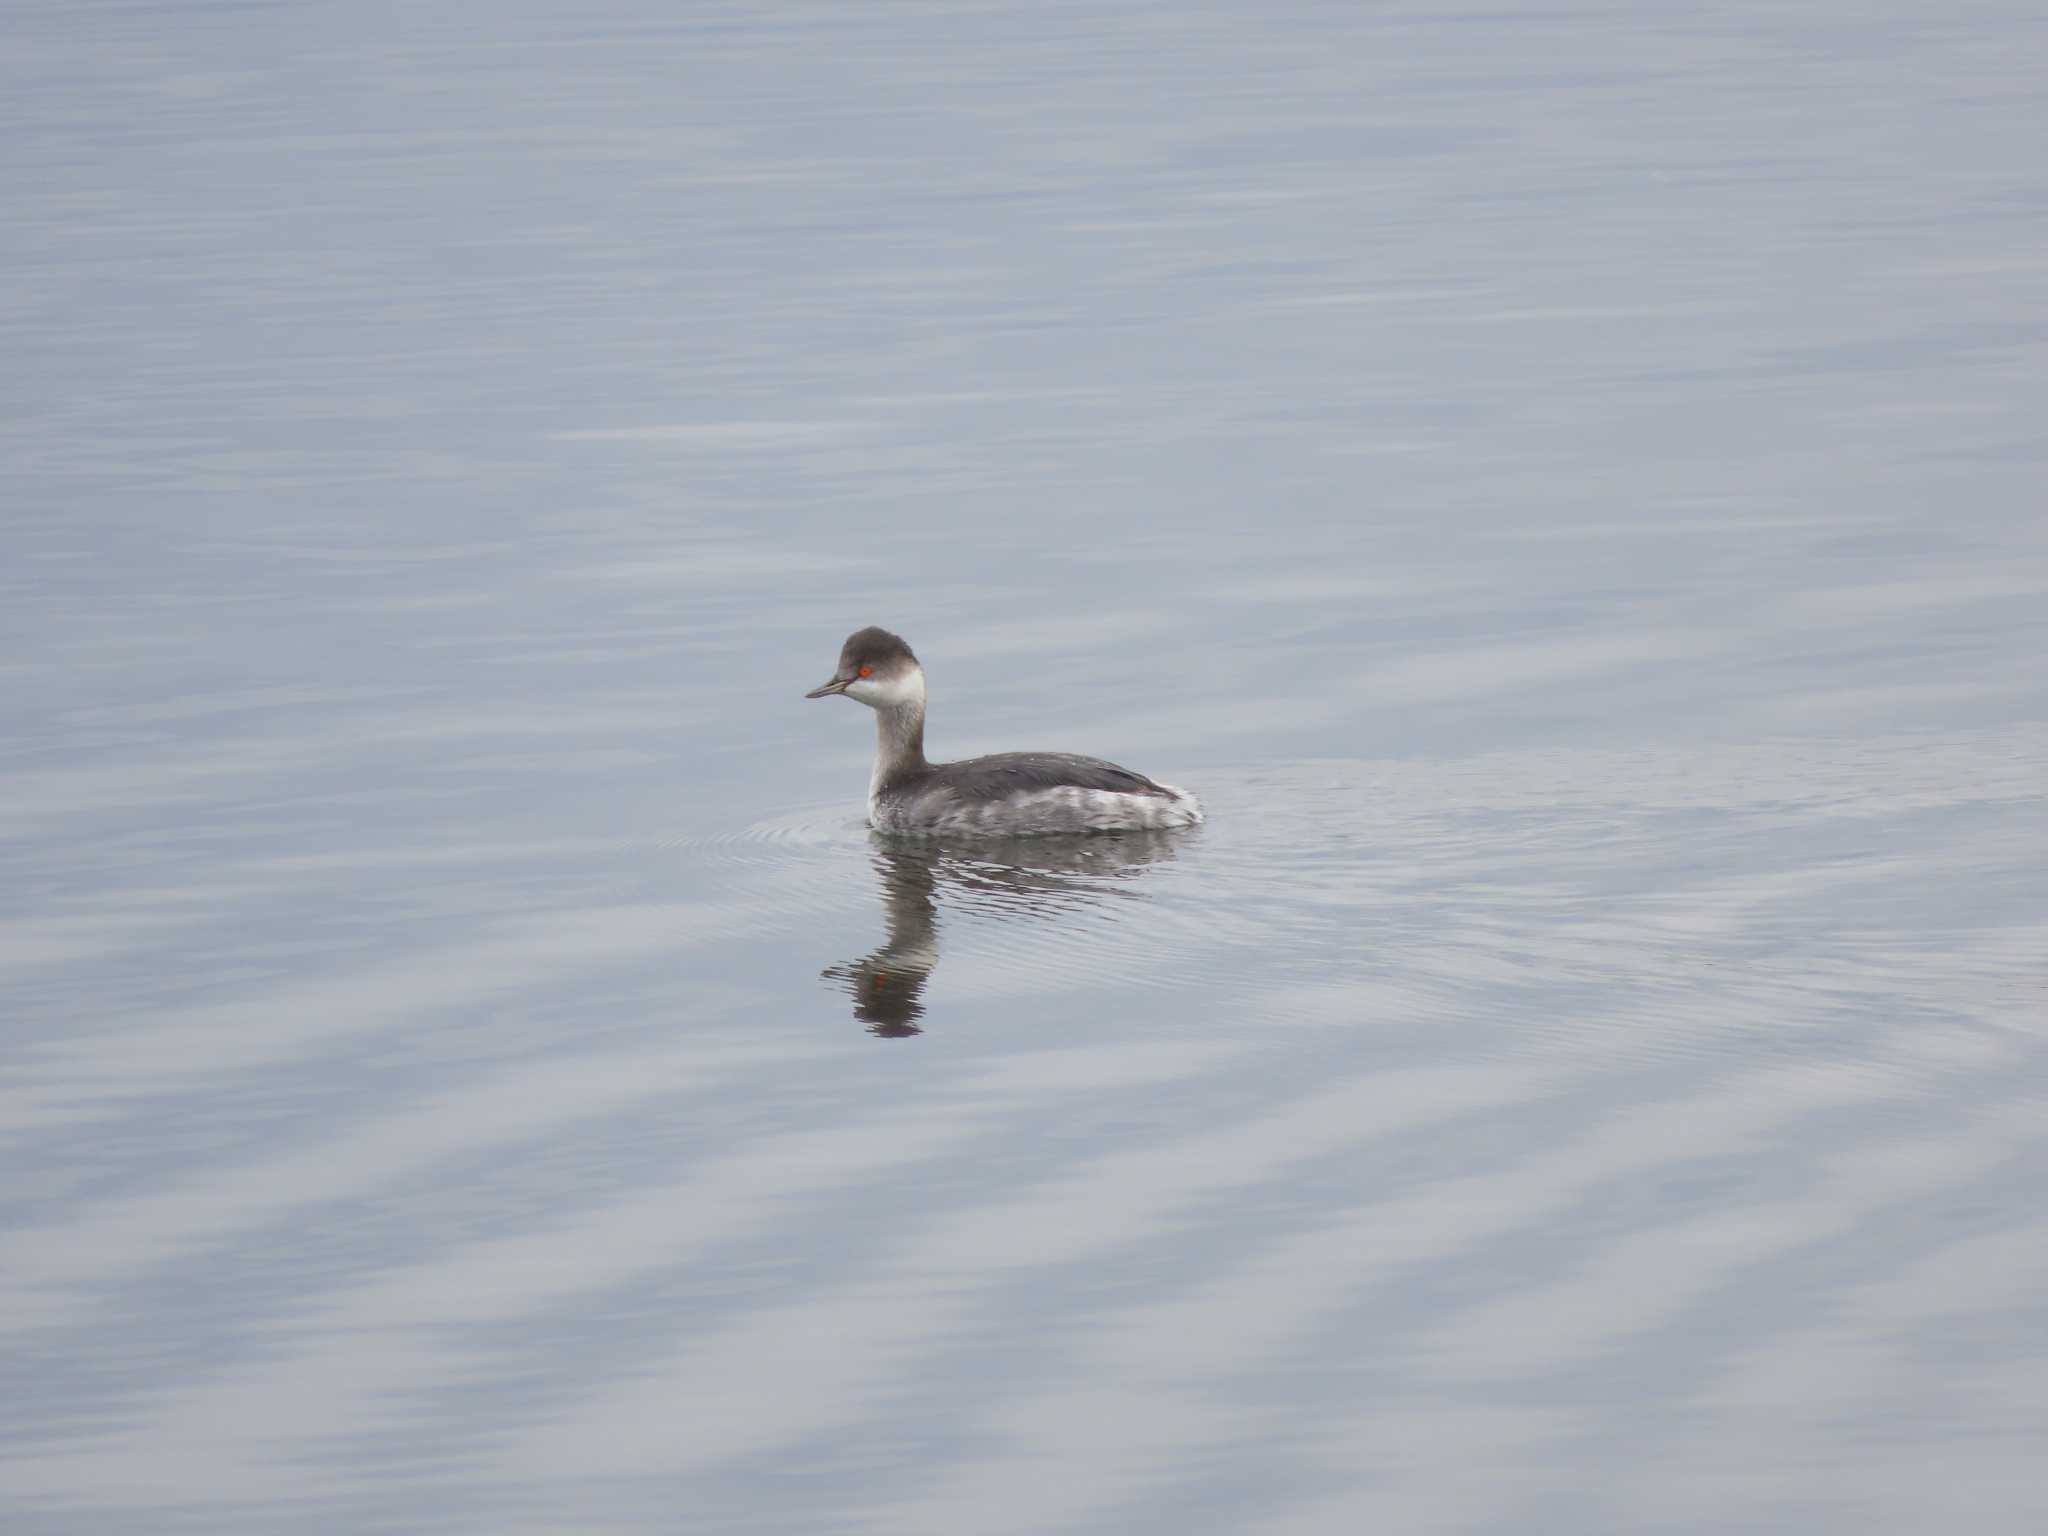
804,626 -> 1204,836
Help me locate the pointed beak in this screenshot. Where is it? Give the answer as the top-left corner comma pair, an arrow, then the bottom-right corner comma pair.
804,676 -> 850,699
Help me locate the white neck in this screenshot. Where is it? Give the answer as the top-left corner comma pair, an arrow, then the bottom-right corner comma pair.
869,667 -> 928,793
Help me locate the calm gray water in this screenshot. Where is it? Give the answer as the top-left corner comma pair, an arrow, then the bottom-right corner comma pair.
5,2 -> 2047,1531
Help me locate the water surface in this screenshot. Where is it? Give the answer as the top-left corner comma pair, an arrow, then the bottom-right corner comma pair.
4,1 -> 2047,1531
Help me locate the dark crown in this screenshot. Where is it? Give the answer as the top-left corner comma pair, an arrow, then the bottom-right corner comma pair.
839,626 -> 919,672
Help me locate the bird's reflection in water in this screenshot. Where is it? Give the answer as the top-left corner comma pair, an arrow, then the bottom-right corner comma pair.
822,831 -> 1188,1037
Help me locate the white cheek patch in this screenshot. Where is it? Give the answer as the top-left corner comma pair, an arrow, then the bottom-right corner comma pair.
854,669 -> 923,708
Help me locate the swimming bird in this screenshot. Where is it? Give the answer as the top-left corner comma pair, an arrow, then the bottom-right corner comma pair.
804,626 -> 1203,836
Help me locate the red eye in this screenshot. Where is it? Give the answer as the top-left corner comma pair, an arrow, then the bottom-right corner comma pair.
858,664 -> 873,678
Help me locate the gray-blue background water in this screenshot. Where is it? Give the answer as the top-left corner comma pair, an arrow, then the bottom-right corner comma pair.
5,2 -> 2046,1530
